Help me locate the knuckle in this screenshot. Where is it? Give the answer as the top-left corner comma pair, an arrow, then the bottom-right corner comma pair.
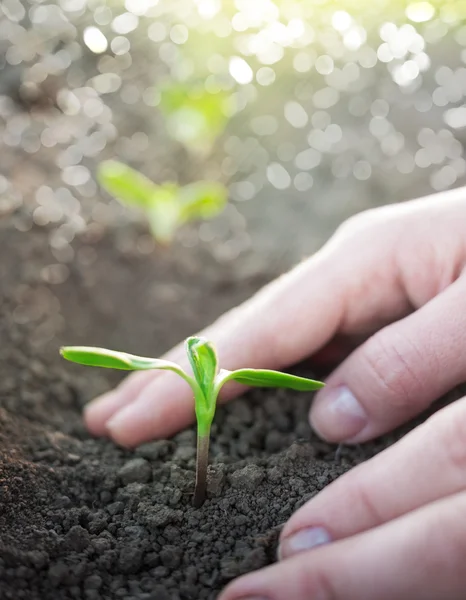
350,474 -> 386,527
428,491 -> 466,571
361,332 -> 427,411
294,561 -> 337,600
428,402 -> 466,474
334,206 -> 394,242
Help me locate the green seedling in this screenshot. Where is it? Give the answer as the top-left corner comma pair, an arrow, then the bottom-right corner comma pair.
60,337 -> 324,507
97,160 -> 227,245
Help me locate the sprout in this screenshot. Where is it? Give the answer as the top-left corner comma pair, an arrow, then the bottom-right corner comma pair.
61,337 -> 324,507
97,160 -> 227,245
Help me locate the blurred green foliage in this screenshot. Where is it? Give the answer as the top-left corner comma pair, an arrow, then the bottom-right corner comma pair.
159,82 -> 233,154
98,160 -> 227,244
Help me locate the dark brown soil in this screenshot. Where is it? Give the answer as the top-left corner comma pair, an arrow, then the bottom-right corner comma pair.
0,218 -> 461,600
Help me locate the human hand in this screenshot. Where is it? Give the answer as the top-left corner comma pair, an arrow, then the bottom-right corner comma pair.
219,395 -> 466,600
84,187 -> 466,448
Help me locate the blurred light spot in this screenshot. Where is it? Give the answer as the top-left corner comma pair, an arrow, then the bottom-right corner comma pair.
344,27 -> 366,51
83,27 -> 108,54
229,57 -> 253,84
406,2 -> 435,23
432,87 -> 448,107
170,24 -> 189,44
315,55 -> 334,75
284,101 -> 308,128
332,11 -> 352,32
2,0 -> 25,21
358,47 -> 377,69
414,91 -> 433,112
233,181 -> 256,201
392,60 -> 420,86
415,148 -> 431,168
148,22 -> 166,42
112,13 -> 138,35
293,51 -> 314,73
82,98 -> 103,117
125,0 -> 157,16
435,65 -> 453,85
256,66 -> 275,86
92,73 -> 122,94
381,132 -> 404,155
371,99 -> 389,117
56,90 -> 81,115
444,107 -> 466,129
266,163 -> 291,190
451,158 -> 466,176
41,264 -> 70,284
430,165 -> 457,190
94,6 -> 112,25
288,18 -> 305,39
415,52 -> 431,72
61,0 -> 86,11
377,43 -> 393,63
62,166 -> 90,186
111,36 -> 131,55
353,161 -> 372,180
313,87 -> 339,109
294,172 -> 313,191
295,148 -> 321,170
196,0 -> 221,19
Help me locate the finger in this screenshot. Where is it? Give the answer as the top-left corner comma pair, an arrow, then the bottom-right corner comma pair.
220,490 -> 466,600
91,254 -> 347,446
310,274 -> 466,443
84,340 -> 187,436
280,396 -> 466,557
88,337 -> 358,440
85,370 -> 163,436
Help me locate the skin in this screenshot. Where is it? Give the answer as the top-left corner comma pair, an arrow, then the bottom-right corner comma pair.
85,187 -> 466,599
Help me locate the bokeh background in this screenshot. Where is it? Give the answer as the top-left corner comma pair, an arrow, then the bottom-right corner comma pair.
1,0 -> 466,266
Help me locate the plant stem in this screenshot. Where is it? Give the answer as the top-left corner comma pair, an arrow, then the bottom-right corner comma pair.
193,432 -> 210,508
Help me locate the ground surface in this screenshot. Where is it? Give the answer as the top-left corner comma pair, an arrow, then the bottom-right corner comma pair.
0,218 -> 463,600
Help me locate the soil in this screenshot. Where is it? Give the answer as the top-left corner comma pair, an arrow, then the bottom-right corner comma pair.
0,218 -> 463,600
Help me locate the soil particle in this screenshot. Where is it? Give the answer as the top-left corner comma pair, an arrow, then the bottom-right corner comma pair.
135,441 -> 174,461
229,464 -> 265,491
64,525 -> 91,552
118,458 -> 152,485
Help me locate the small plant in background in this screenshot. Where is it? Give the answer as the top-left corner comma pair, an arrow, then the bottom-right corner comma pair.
97,160 -> 227,245
60,337 -> 324,507
159,81 -> 233,156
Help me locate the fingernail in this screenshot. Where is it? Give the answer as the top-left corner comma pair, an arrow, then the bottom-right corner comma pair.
311,385 -> 368,442
278,527 -> 332,560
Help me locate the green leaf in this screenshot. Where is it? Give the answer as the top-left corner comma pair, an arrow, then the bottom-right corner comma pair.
185,337 -> 219,435
60,346 -> 185,376
97,161 -> 159,209
160,82 -> 230,151
185,337 -> 218,401
217,369 -> 325,392
146,186 -> 181,244
178,181 -> 227,222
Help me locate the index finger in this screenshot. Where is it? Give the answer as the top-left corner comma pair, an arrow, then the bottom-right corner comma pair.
85,251 -> 345,446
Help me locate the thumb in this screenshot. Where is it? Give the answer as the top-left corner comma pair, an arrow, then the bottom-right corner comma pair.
310,275 -> 466,443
